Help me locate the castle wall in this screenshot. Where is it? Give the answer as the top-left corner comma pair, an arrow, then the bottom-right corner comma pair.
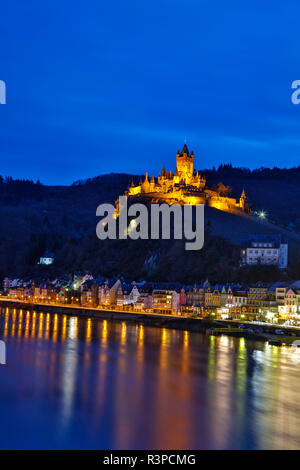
208,196 -> 239,212
128,185 -> 142,196
182,195 -> 206,205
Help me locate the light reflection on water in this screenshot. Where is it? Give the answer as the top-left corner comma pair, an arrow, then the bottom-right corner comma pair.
1,307 -> 300,449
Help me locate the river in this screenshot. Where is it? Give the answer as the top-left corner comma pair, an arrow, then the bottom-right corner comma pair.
0,306 -> 300,449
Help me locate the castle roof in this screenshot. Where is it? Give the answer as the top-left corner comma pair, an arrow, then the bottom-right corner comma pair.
180,143 -> 190,155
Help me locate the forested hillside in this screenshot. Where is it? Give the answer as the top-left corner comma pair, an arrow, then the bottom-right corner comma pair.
1,165 -> 300,283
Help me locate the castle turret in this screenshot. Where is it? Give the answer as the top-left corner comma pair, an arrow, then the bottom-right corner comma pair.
142,172 -> 150,192
174,167 -> 179,184
149,175 -> 155,191
239,188 -> 247,211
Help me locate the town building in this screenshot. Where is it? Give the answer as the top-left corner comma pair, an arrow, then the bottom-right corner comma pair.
3,277 -> 15,293
240,235 -> 288,269
282,288 -> 300,318
204,285 -> 233,309
186,283 -> 208,307
81,281 -> 99,307
134,293 -> 153,312
98,279 -> 121,305
115,283 -> 140,306
152,289 -> 180,314
39,252 -> 54,265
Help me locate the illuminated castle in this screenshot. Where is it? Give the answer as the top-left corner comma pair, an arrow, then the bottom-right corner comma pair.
126,143 -> 250,213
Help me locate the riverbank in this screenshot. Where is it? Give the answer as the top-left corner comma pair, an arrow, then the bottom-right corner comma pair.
0,298 -> 213,332
1,299 -> 300,345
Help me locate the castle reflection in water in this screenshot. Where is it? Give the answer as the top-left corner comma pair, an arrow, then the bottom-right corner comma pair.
1,306 -> 300,450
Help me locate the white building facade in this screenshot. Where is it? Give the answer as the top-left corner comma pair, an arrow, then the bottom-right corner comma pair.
241,235 -> 288,269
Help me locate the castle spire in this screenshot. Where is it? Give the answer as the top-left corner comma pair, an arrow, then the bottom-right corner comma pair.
181,142 -> 190,156
239,188 -> 247,211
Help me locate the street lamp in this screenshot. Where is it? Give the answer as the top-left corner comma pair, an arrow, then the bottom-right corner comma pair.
258,210 -> 266,219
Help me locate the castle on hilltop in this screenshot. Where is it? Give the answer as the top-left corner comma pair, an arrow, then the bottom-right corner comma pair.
126,143 -> 250,214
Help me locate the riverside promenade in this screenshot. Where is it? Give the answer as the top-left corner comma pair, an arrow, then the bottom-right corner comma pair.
1,298 -> 300,344
0,297 -> 211,333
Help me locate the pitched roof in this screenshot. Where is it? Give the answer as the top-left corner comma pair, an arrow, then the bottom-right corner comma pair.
241,234 -> 288,248
41,252 -> 54,258
180,143 -> 190,156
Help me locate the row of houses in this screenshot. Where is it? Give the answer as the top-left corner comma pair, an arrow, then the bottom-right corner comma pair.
184,281 -> 300,323
81,280 -> 183,314
3,276 -> 300,324
2,277 -> 183,314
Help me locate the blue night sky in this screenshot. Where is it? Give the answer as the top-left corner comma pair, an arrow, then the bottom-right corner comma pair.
0,0 -> 300,184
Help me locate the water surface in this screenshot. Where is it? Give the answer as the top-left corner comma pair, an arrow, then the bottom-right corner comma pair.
0,307 -> 300,449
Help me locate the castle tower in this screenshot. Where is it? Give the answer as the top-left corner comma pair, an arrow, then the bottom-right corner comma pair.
239,188 -> 246,211
176,143 -> 194,183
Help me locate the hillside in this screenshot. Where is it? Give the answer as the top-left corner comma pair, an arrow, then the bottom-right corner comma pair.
205,207 -> 300,257
1,170 -> 300,283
